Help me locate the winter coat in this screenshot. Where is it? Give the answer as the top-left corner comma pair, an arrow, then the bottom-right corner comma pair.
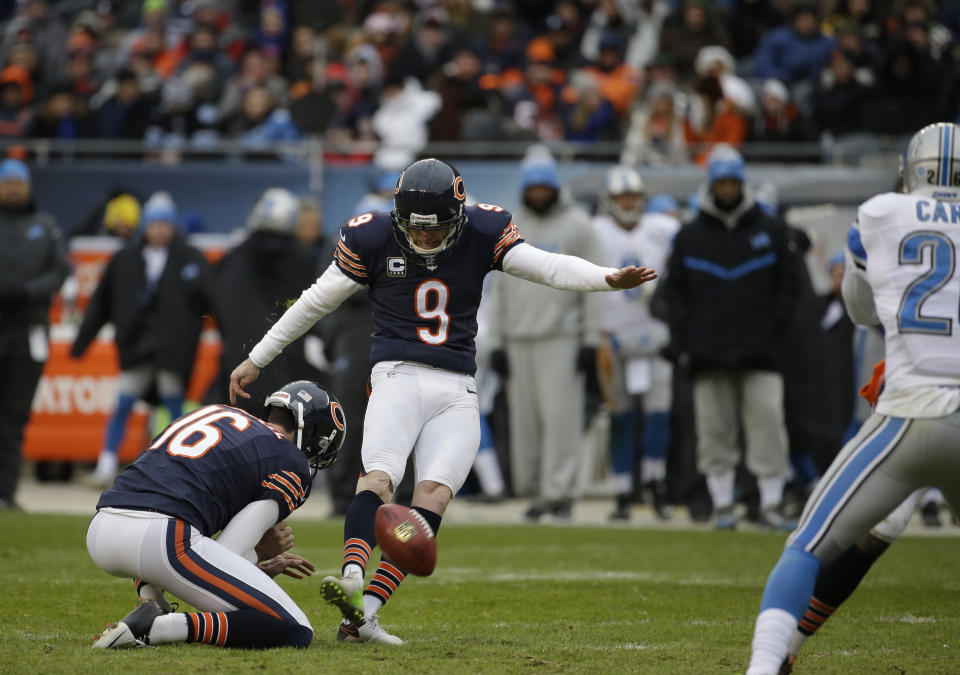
71,233 -> 215,383
661,187 -> 800,374
753,27 -> 835,84
0,206 -> 69,327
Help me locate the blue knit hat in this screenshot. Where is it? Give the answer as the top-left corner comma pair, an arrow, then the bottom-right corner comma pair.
521,161 -> 560,190
142,191 -> 178,226
0,158 -> 30,184
707,144 -> 745,185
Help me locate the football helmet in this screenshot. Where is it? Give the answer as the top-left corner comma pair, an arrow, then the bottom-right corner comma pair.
901,123 -> 960,201
248,188 -> 301,234
602,165 -> 645,225
264,380 -> 346,472
392,158 -> 467,267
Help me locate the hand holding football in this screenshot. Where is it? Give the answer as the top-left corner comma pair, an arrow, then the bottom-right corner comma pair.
374,504 -> 437,577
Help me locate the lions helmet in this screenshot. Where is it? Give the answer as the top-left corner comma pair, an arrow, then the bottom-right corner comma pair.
392,158 -> 467,268
248,188 -> 301,234
901,123 -> 960,201
602,165 -> 645,225
264,380 -> 346,472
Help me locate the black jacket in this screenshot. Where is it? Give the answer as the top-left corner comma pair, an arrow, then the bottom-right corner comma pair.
206,231 -> 324,414
662,189 -> 800,374
0,205 -> 70,327
71,233 -> 215,382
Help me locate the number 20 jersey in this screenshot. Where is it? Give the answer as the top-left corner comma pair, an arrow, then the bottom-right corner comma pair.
851,191 -> 960,417
333,205 -> 524,375
97,405 -> 312,535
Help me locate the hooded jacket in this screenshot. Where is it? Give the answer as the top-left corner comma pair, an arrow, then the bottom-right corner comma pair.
661,186 -> 800,373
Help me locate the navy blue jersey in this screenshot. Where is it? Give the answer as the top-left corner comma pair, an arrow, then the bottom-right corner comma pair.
332,204 -> 523,375
97,405 -> 311,535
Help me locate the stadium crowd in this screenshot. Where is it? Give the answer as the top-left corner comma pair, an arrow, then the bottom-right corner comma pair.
0,0 -> 957,163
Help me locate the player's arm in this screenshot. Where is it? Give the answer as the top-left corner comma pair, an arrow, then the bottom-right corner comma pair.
841,221 -> 880,327
216,499 -> 281,563
230,262 -> 362,402
501,242 -> 657,291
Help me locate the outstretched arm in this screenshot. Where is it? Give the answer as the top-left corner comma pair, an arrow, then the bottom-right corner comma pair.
230,263 -> 362,403
501,242 -> 656,291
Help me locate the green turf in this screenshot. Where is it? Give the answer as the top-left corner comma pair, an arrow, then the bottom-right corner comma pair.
1,512 -> 958,673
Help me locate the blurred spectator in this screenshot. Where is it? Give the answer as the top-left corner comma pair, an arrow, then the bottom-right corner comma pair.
176,22 -> 233,83
285,24 -> 317,83
430,47 -> 495,141
580,32 -> 642,119
96,68 -> 156,138
863,40 -> 941,136
474,4 -> 526,73
29,85 -> 95,138
224,84 -> 298,147
728,0 -> 784,60
294,194 -> 322,251
753,2 -> 835,84
115,0 -> 182,78
7,42 -> 41,82
694,45 -> 755,115
625,0 -> 673,69
488,152 -> 604,522
345,43 -> 384,122
288,62 -> 339,136
371,75 -> 440,169
660,146 -> 799,529
540,2 -> 588,72
389,6 -> 453,85
812,48 -> 873,138
621,83 -> 687,165
0,159 -> 69,509
64,46 -> 101,101
354,170 -> 400,214
500,41 -> 567,141
217,47 -> 287,123
207,187 -> 321,416
72,191 -> 215,488
102,193 -> 141,238
0,66 -> 34,137
749,78 -> 815,144
659,0 -> 732,81
444,0 -> 483,45
825,0 -> 883,43
256,0 -> 290,62
580,0 -> 641,64
146,62 -> 221,147
1,0 -> 67,90
831,21 -> 882,76
360,10 -> 404,75
561,69 -> 619,141
684,74 -> 747,164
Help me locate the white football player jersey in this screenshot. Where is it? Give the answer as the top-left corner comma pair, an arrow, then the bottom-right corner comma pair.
592,212 -> 679,355
850,191 -> 960,417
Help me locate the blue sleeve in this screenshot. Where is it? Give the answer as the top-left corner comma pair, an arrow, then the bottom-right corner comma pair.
846,222 -> 867,270
752,30 -> 788,81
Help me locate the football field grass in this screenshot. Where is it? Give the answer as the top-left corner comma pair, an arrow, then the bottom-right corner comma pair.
2,511 -> 958,674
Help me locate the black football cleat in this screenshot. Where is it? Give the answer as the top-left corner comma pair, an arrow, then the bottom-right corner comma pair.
92,599 -> 165,649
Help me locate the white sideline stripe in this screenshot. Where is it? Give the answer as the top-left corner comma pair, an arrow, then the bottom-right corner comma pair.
431,567 -> 758,587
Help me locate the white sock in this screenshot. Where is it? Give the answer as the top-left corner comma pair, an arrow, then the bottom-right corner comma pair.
148,613 -> 189,644
786,628 -> 808,659
641,457 -> 666,483
363,593 -> 383,619
343,563 -> 364,582
747,608 -> 796,674
473,448 -> 505,496
758,476 -> 786,510
137,583 -> 173,612
614,472 -> 632,495
706,470 -> 735,510
95,451 -> 118,476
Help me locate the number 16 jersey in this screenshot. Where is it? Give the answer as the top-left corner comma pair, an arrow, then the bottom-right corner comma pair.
333,205 -> 524,376
851,191 -> 960,417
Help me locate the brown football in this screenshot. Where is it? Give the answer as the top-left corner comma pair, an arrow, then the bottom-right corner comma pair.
374,504 -> 437,577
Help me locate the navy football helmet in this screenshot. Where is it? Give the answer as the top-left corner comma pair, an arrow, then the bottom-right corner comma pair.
391,158 -> 467,268
264,381 -> 346,472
